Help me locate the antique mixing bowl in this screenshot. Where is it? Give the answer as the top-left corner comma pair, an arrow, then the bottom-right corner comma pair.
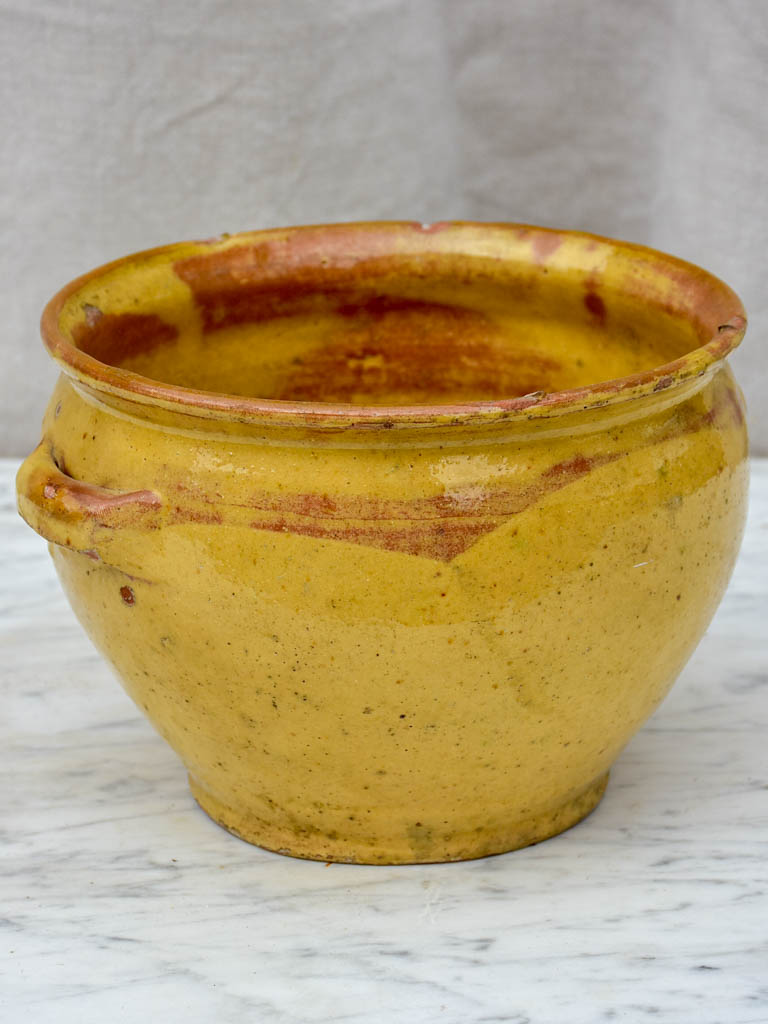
16,222 -> 748,863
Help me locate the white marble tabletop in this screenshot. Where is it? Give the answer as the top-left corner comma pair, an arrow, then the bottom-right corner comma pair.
2,456 -> 766,1024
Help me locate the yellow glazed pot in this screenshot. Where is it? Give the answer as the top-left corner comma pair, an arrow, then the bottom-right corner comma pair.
17,222 -> 748,864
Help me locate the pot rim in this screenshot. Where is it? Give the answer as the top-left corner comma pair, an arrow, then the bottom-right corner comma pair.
40,220 -> 747,431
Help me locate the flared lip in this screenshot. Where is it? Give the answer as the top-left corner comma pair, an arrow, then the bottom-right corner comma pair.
40,221 -> 747,431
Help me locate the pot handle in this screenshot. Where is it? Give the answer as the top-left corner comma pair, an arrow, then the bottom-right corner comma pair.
16,441 -> 162,556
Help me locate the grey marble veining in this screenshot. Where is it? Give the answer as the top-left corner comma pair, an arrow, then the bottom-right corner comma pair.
2,457 -> 766,1024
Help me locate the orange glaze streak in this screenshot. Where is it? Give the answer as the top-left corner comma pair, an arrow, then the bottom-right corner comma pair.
246,516 -> 493,562
71,311 -> 178,364
244,450 -> 622,561
165,381 -> 743,561
168,507 -> 223,525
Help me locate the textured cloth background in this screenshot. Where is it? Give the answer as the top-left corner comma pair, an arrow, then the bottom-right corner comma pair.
2,0 -> 766,454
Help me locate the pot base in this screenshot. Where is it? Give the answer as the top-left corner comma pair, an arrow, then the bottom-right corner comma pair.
188,772 -> 610,864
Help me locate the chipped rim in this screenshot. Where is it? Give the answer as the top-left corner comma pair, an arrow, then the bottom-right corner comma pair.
40,221 -> 747,431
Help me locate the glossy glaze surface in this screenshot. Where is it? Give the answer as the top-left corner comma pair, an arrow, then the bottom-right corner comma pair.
16,223 -> 749,862
6,457 -> 768,1021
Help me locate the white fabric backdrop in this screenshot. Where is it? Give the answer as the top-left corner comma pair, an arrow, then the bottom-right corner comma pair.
2,0 -> 766,454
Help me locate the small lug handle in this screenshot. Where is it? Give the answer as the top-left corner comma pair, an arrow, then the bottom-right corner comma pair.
16,441 -> 161,557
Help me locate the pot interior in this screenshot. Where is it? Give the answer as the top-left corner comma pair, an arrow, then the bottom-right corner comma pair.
60,230 -> 706,407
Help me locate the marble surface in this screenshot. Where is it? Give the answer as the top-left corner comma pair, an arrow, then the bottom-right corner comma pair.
2,456 -> 767,1024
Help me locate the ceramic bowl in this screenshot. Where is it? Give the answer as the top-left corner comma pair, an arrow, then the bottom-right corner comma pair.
17,222 -> 748,863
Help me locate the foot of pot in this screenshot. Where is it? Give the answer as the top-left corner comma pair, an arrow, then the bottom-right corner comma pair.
188,772 -> 610,865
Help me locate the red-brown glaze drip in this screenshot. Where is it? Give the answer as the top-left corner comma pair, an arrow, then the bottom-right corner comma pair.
244,450 -> 621,561
72,311 -> 177,365
272,301 -> 560,404
174,243 -> 391,331
584,292 -> 606,324
157,381 -> 741,561
173,244 -> 563,402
